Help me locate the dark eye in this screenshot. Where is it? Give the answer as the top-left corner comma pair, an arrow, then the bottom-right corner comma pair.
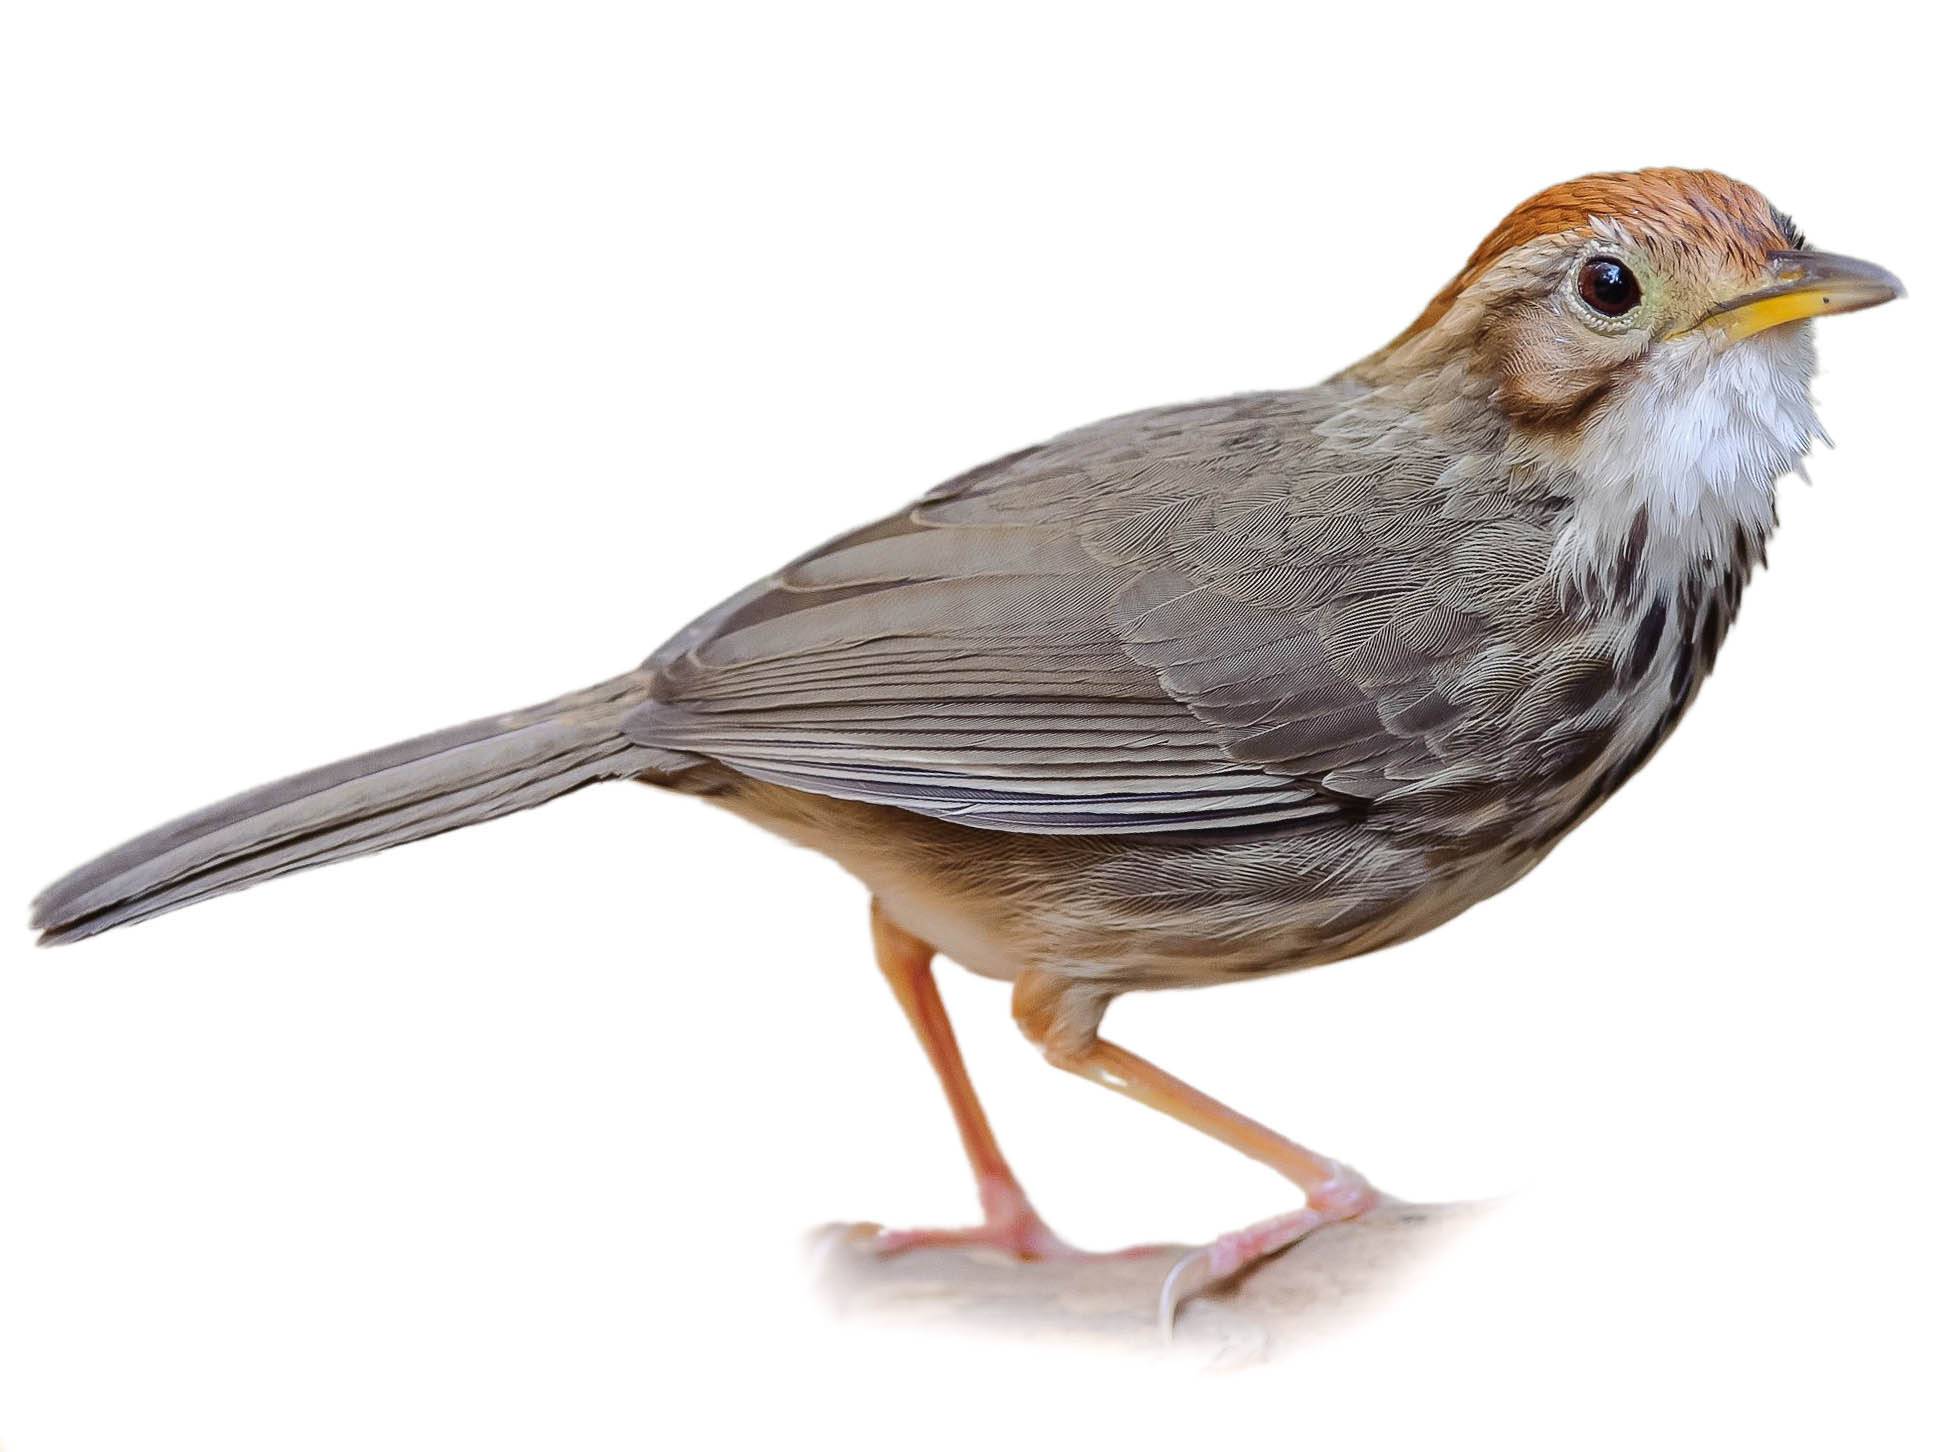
1578,256 -> 1641,317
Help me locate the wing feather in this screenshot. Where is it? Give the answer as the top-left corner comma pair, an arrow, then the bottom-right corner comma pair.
625,389 -> 1544,833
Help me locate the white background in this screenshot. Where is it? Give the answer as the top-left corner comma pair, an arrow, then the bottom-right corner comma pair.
2,2 -> 1930,1447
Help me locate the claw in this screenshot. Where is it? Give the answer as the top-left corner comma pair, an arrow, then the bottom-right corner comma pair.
1155,1186 -> 1380,1338
1157,1246 -> 1218,1341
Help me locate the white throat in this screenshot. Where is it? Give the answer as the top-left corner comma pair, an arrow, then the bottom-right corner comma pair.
1549,322 -> 1823,597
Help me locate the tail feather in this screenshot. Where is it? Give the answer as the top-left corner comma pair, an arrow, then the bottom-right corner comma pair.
32,671 -> 660,946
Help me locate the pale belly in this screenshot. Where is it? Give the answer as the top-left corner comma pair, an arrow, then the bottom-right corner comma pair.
695,768 -> 1557,992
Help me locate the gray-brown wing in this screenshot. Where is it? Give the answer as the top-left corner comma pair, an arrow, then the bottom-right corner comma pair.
622,389 -> 1551,833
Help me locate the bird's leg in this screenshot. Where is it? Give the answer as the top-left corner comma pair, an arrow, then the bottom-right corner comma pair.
1013,970 -> 1383,1330
861,902 -> 1077,1259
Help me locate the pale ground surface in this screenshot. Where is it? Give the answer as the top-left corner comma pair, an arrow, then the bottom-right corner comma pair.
814,1200 -> 1488,1368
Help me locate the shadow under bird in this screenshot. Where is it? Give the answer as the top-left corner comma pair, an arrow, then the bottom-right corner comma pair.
32,168 -> 1903,1330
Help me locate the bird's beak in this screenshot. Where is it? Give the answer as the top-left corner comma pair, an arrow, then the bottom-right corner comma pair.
1686,249 -> 1905,345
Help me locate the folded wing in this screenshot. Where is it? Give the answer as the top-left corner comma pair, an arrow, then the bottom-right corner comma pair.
624,391 -> 1543,834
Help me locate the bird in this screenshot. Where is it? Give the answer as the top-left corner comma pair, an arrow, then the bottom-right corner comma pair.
30,167 -> 1903,1331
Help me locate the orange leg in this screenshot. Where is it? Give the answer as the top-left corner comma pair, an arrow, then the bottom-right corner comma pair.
1014,970 -> 1382,1329
864,902 -> 1076,1259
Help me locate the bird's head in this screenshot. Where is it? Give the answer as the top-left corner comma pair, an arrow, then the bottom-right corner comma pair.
1356,167 -> 1900,424
1350,168 -> 1903,592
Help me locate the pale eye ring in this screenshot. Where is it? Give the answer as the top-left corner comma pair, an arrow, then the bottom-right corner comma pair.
1578,256 -> 1641,317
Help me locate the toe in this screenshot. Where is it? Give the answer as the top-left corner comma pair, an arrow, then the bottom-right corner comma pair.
1156,1187 -> 1383,1337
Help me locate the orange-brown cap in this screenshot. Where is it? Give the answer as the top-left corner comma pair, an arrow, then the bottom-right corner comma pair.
1392,168 -> 1804,350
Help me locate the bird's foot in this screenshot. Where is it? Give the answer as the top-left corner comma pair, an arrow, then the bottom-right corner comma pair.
1157,1173 -> 1382,1338
853,1176 -> 1160,1262
862,1214 -> 1077,1260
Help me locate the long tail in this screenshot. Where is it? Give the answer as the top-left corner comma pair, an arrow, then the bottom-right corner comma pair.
32,671 -> 662,946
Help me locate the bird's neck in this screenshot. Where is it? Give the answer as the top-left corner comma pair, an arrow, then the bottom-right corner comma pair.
1352,324 -> 1821,615
1532,326 -> 1820,612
